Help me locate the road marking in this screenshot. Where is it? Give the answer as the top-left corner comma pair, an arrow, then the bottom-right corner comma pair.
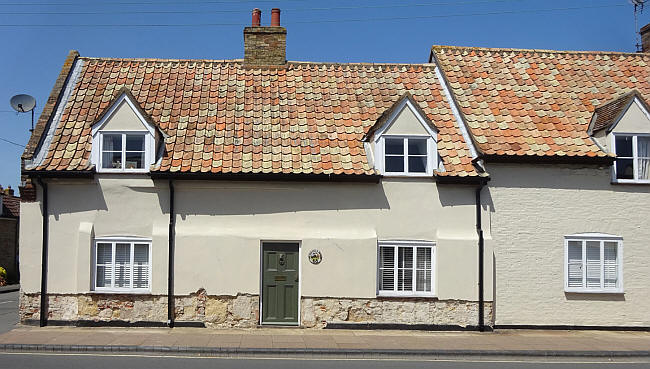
0,352 -> 647,364
0,301 -> 17,305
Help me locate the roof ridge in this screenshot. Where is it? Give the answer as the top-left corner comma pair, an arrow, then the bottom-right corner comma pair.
79,56 -> 437,68
431,45 -> 648,57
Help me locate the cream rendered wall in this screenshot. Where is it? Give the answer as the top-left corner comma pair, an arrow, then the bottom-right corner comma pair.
100,101 -> 148,131
614,100 -> 650,135
172,180 -> 490,301
383,105 -> 430,136
19,176 -> 170,294
488,163 -> 650,326
20,177 -> 487,302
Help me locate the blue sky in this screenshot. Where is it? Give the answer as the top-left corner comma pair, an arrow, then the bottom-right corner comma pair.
0,0 -> 648,193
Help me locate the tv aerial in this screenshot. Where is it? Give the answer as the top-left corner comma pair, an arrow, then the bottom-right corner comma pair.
631,0 -> 647,52
9,94 -> 36,132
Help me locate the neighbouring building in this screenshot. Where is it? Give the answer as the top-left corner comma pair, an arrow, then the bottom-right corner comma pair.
0,186 -> 20,284
17,10 -> 650,329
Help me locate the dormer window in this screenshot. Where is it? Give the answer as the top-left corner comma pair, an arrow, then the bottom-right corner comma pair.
365,94 -> 439,177
91,89 -> 158,173
613,134 -> 650,183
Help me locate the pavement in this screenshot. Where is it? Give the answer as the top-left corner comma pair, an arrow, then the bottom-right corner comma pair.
0,291 -> 648,360
0,326 -> 648,359
0,284 -> 19,294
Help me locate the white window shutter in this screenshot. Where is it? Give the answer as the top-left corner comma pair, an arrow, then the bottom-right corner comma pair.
603,242 -> 618,288
567,241 -> 583,288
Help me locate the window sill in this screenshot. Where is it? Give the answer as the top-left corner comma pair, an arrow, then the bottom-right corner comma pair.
382,173 -> 434,178
92,289 -> 152,295
377,292 -> 436,298
611,179 -> 650,185
564,288 -> 624,294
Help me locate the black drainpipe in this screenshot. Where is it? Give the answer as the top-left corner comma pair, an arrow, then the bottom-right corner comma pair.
476,182 -> 486,332
36,178 -> 49,327
167,180 -> 175,328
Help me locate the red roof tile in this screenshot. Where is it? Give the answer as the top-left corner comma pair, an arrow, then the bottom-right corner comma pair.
432,46 -> 650,160
30,57 -> 481,178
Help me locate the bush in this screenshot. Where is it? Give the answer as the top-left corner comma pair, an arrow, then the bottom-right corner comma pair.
0,266 -> 6,287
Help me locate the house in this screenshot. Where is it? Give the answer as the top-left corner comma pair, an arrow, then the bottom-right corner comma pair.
17,9 -> 650,329
0,186 -> 20,284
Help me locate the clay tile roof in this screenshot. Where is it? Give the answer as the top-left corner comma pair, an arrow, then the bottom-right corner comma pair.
591,90 -> 650,133
27,56 -> 481,178
1,194 -> 20,218
432,46 -> 650,160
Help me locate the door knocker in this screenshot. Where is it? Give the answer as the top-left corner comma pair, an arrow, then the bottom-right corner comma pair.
279,253 -> 286,266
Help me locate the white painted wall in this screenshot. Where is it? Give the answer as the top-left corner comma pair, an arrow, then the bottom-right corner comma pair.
488,163 -> 650,326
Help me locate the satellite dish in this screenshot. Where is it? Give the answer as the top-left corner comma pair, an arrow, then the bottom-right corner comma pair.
10,94 -> 36,113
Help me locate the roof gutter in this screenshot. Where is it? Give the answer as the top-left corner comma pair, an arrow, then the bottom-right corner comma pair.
149,172 -> 382,183
474,154 -> 614,165
23,170 -> 95,178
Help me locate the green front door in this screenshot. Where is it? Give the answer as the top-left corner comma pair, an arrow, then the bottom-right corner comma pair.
262,243 -> 299,325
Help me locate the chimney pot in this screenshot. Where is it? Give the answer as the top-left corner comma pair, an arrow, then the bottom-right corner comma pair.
252,8 -> 261,27
271,8 -> 281,27
641,23 -> 650,53
7,186 -> 13,196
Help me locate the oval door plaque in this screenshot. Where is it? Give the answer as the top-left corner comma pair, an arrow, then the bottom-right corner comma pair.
308,249 -> 322,265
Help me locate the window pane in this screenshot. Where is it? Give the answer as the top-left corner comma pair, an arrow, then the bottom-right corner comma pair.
114,243 -> 131,288
125,152 -> 145,169
379,246 -> 395,291
102,134 -> 122,151
385,138 -> 404,155
616,159 -> 634,180
416,247 -> 432,292
637,159 -> 650,180
102,152 -> 122,169
133,244 -> 149,289
408,156 -> 427,173
604,242 -> 618,289
96,243 -> 112,288
567,241 -> 583,288
385,156 -> 404,172
615,136 -> 633,157
637,136 -> 650,157
397,247 -> 413,291
126,135 -> 145,151
408,139 -> 427,155
586,241 -> 601,288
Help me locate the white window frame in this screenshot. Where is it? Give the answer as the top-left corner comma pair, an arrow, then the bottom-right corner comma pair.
377,240 -> 436,297
90,93 -> 156,173
93,237 -> 152,293
378,135 -> 435,177
564,233 -> 623,294
98,132 -> 151,173
611,133 -> 650,184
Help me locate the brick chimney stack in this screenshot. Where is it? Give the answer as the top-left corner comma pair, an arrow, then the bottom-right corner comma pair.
641,23 -> 650,53
244,8 -> 286,66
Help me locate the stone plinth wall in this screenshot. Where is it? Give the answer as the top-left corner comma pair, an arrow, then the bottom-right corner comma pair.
20,291 -> 491,328
301,297 -> 492,328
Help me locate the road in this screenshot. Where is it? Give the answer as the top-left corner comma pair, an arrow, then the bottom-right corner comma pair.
0,353 -> 649,368
0,290 -> 18,334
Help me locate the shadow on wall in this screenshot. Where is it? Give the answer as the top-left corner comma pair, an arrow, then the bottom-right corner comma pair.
49,180 -> 108,220
489,163 -> 650,194
565,292 -> 626,302
165,181 -> 390,218
437,183 -> 496,214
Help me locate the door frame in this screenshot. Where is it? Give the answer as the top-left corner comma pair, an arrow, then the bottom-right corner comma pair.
259,240 -> 302,326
